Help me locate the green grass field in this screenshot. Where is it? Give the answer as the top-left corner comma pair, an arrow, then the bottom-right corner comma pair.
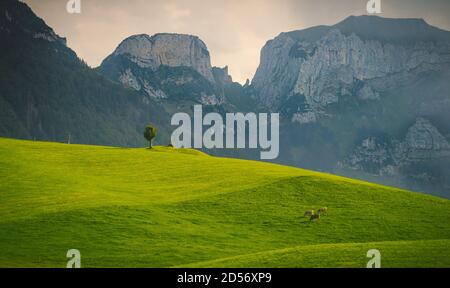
0,137 -> 449,267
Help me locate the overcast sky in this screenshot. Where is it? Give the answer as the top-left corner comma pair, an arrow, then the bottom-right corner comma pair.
23,0 -> 450,84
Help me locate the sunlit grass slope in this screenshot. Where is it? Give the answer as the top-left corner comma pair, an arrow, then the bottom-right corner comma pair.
0,137 -> 449,267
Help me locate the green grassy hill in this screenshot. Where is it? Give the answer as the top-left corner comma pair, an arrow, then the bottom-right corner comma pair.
0,137 -> 449,268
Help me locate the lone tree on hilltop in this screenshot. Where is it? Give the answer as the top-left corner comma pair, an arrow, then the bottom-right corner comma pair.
144,124 -> 157,149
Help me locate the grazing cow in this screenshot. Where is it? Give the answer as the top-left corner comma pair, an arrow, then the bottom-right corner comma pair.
318,207 -> 328,215
310,214 -> 320,221
304,210 -> 314,217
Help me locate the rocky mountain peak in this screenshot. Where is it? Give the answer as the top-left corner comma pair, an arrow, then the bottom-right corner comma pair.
112,33 -> 214,82
334,15 -> 450,43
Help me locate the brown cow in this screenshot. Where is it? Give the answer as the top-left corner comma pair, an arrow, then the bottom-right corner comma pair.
304,210 -> 314,217
310,214 -> 320,221
317,207 -> 328,215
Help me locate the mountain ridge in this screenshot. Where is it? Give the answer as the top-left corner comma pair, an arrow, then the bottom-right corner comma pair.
271,15 -> 450,48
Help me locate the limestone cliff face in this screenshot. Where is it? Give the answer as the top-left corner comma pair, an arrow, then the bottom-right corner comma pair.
113,33 -> 215,83
252,33 -> 305,108
252,16 -> 450,114
293,30 -> 448,110
98,33 -> 227,105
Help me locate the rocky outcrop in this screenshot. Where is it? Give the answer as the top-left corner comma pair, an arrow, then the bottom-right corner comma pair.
32,31 -> 66,44
340,136 -> 392,175
212,66 -> 233,86
200,93 -> 223,105
395,118 -> 450,161
341,118 -> 450,179
113,33 -> 215,83
98,33 -> 230,105
118,69 -> 141,91
291,111 -> 317,124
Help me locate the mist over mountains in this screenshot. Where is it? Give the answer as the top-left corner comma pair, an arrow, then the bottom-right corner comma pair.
249,15 -> 450,198
1,0 -> 449,197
